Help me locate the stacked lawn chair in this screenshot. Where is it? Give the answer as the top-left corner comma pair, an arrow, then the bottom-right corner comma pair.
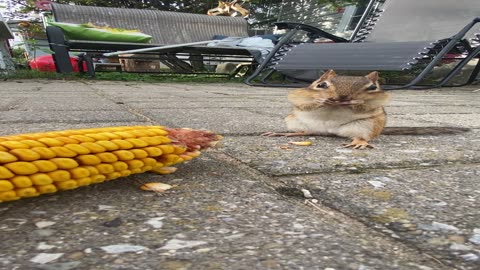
245,0 -> 480,89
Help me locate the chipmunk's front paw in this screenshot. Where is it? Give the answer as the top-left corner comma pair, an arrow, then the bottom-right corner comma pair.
342,138 -> 373,150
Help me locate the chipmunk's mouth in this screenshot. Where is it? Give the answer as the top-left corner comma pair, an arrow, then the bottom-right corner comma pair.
319,98 -> 364,106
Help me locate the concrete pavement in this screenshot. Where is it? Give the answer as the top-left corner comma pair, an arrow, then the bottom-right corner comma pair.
0,80 -> 479,270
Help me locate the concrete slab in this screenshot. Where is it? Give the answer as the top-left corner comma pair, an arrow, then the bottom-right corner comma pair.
0,80 -> 478,269
0,110 -> 144,124
140,108 -> 287,135
0,156 -> 446,270
221,129 -> 480,176
276,165 -> 480,269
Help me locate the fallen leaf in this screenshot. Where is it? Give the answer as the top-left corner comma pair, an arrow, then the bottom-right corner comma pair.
288,141 -> 312,146
30,253 -> 64,264
141,182 -> 173,192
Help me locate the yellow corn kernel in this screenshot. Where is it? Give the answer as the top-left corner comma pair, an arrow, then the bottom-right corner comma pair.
29,173 -> 53,185
79,142 -> 106,153
76,177 -> 92,186
112,161 -> 128,171
130,168 -> 142,174
0,152 -> 18,163
37,184 -> 57,194
69,167 -> 90,179
84,133 -> 110,141
9,148 -> 41,161
141,157 -> 157,167
137,136 -> 163,146
50,158 -> 79,169
129,130 -> 154,137
119,170 -> 131,177
0,141 -> 30,149
142,129 -> 160,136
48,170 -> 71,182
49,146 -> 77,158
179,154 -> 194,161
16,187 -> 39,198
54,137 -> 79,144
37,138 -> 64,147
126,160 -> 144,169
1,135 -> 24,141
0,190 -> 19,201
159,136 -> 173,144
157,145 -> 174,154
95,164 -> 114,174
113,150 -> 135,161
97,132 -> 121,140
68,135 -> 95,142
19,140 -> 46,147
142,147 -> 163,157
0,166 -> 14,179
31,160 -> 58,173
76,155 -> 102,165
113,131 -> 136,139
0,180 -> 14,191
106,172 -> 122,181
141,165 -> 153,172
91,174 -> 106,183
30,147 -> 56,159
159,154 -> 181,164
84,166 -> 99,176
111,139 -> 134,150
40,132 -> 59,138
11,176 -> 32,188
95,152 -> 118,163
64,144 -> 90,155
173,145 -> 187,155
148,128 -> 168,136
190,151 -> 202,158
150,166 -> 178,175
55,180 -> 78,190
125,138 -> 149,148
4,162 -> 38,175
130,149 -> 148,159
96,140 -> 119,151
0,145 -> 7,151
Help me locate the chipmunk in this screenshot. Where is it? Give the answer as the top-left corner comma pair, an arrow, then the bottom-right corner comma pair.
263,70 -> 469,149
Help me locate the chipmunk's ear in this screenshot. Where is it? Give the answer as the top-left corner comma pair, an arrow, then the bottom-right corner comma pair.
319,70 -> 337,81
366,71 -> 379,82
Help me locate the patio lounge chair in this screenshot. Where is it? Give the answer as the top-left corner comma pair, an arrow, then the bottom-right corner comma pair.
46,3 -> 264,77
245,0 -> 480,89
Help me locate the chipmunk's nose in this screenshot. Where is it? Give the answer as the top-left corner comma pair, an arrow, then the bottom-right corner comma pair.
337,95 -> 349,101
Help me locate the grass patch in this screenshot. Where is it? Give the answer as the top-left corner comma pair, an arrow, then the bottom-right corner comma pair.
1,69 -> 244,84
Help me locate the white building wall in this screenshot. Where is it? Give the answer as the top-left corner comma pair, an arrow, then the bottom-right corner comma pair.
0,12 -> 15,73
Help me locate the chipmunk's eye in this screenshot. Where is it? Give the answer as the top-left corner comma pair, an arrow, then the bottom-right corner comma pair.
366,84 -> 377,91
317,82 -> 329,89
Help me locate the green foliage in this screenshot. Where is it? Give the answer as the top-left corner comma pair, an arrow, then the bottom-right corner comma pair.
1,70 -> 244,83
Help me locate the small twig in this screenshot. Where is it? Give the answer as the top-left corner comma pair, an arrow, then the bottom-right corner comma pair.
304,199 -> 335,216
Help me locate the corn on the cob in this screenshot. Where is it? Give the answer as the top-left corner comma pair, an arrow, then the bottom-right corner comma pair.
0,126 -> 221,202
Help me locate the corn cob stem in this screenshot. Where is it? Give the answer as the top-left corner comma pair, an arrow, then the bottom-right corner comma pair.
0,126 -> 220,202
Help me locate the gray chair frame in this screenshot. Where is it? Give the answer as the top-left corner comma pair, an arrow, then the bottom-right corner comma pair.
245,0 -> 480,89
47,3 -> 260,77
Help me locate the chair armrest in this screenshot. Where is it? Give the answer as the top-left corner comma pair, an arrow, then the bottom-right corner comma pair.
273,22 -> 349,43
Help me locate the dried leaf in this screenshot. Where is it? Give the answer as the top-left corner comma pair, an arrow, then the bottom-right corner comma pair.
140,182 -> 173,192
288,141 -> 312,146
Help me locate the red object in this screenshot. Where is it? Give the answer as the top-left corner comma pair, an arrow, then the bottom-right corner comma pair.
29,55 -> 84,72
35,0 -> 52,10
